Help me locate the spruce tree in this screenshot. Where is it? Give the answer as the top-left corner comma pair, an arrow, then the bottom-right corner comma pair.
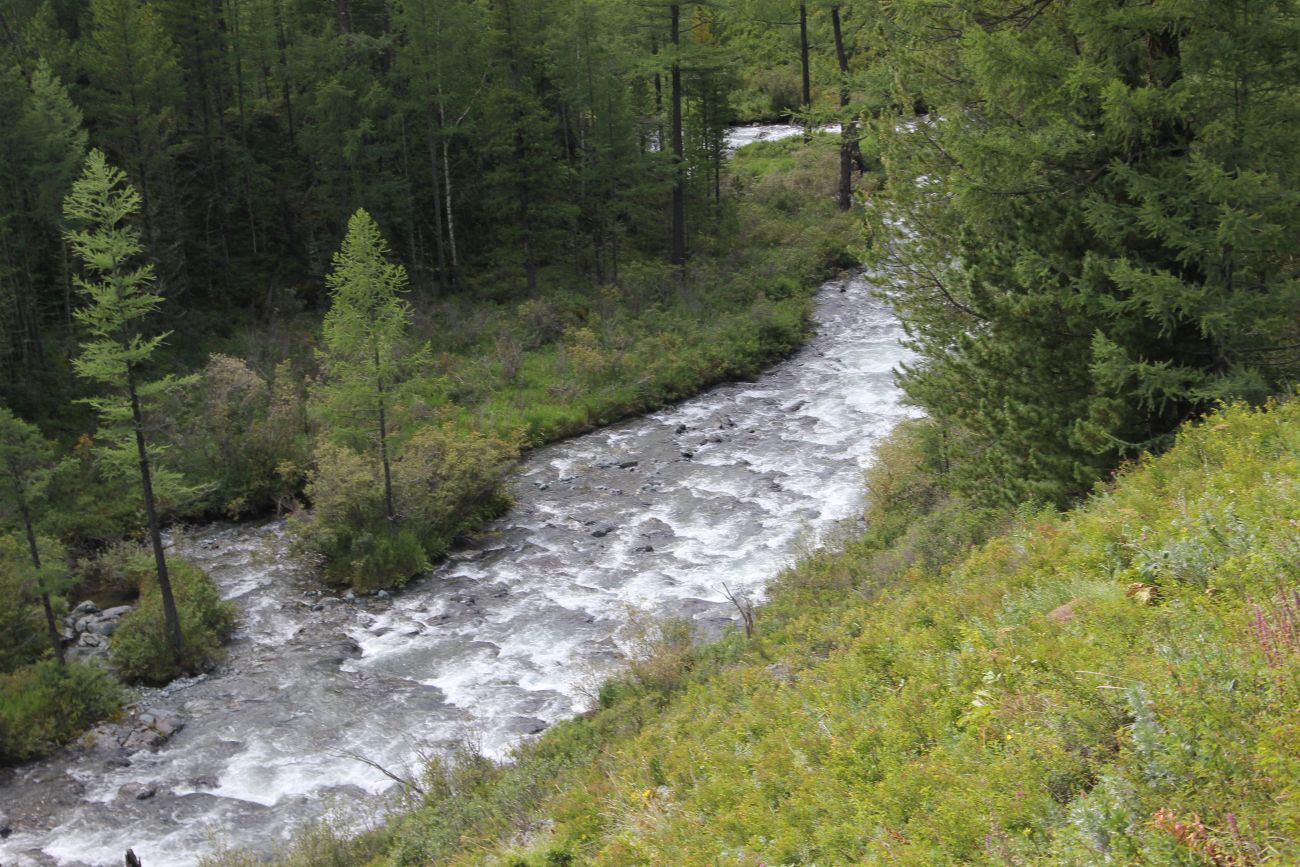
63,149 -> 188,661
868,0 -> 1300,506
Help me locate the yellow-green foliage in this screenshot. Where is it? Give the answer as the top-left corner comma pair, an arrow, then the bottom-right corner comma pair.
110,549 -> 238,684
373,400 -> 1300,866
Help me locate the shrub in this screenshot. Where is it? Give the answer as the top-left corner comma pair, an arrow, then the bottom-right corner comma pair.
0,535 -> 54,673
110,550 -> 238,684
392,423 -> 519,557
162,355 -> 310,516
294,423 -> 518,592
0,660 -> 123,763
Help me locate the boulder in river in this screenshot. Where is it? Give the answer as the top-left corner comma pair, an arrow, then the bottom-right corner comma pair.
116,782 -> 157,801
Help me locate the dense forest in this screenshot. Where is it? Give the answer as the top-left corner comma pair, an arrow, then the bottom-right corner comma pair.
2,0 -> 1299,863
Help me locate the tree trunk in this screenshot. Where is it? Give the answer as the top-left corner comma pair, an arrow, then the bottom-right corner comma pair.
799,4 -> 811,140
441,128 -> 460,277
335,0 -> 352,42
832,6 -> 853,211
373,345 -> 396,525
669,4 -> 686,272
127,367 -> 184,661
425,111 -> 449,290
12,474 -> 64,667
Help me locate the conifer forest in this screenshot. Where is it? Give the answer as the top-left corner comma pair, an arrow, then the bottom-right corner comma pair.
0,1 -> 1297,865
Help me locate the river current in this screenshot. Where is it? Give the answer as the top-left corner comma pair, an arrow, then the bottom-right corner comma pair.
0,129 -> 912,867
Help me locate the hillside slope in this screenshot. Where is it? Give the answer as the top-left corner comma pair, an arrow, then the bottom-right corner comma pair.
217,399 -> 1300,866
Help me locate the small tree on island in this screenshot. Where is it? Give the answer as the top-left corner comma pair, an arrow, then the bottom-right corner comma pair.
317,208 -> 414,527
63,149 -> 192,663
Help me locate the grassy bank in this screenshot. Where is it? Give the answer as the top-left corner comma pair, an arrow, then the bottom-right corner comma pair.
227,398 -> 1300,864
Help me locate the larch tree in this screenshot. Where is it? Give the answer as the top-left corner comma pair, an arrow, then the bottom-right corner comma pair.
64,149 -> 189,661
0,407 -> 72,667
317,208 -> 413,527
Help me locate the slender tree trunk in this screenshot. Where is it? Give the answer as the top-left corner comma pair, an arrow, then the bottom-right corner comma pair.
651,37 -> 663,152
276,5 -> 296,149
12,475 -> 64,667
425,111 -> 449,289
799,3 -> 811,140
127,367 -> 184,661
504,3 -> 537,296
669,4 -> 686,272
832,6 -> 853,211
335,0 -> 353,43
373,345 -> 396,525
442,131 -> 460,276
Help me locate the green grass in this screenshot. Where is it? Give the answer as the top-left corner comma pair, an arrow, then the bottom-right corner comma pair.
294,398 -> 1300,866
412,135 -> 854,449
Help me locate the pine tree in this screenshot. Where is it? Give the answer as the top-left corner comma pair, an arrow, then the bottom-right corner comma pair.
64,149 -> 189,661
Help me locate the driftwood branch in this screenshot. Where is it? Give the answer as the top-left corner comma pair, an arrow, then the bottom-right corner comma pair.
721,582 -> 756,638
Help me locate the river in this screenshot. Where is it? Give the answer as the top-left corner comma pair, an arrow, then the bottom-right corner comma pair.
0,140 -> 911,867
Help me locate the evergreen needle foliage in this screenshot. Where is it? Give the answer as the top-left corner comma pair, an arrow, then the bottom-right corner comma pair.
64,148 -> 195,662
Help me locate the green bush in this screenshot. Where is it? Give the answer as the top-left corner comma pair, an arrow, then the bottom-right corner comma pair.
0,660 -> 123,763
294,424 -> 518,592
110,551 -> 238,684
161,354 -> 310,516
0,535 -> 54,673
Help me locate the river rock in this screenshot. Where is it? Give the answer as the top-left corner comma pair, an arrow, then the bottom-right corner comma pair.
71,600 -> 99,618
122,728 -> 166,752
101,605 -> 134,619
0,808 -> 11,838
87,618 -> 120,636
590,524 -> 615,538
116,783 -> 158,801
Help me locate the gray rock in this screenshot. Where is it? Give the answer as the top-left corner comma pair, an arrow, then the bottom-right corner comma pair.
590,525 -> 615,538
0,808 -> 10,838
151,714 -> 184,739
122,729 -> 165,752
116,783 -> 157,801
675,423 -> 687,434
71,600 -> 99,617
376,589 -> 390,598
77,632 -> 104,648
618,460 -> 639,469
342,589 -> 356,601
101,605 -> 134,619
87,619 -> 119,636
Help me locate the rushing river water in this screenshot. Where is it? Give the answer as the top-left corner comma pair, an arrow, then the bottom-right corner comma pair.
0,163 -> 912,867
